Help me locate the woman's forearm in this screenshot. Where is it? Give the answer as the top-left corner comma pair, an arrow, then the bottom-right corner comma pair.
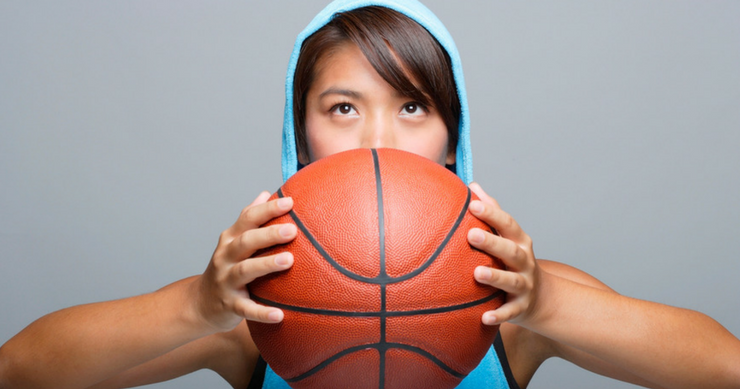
0,194 -> 299,389
530,271 -> 740,389
0,276 -> 213,389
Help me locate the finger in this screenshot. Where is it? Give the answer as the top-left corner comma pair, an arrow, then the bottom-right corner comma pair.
468,200 -> 529,245
228,196 -> 294,237
249,191 -> 272,207
226,223 -> 297,262
469,182 -> 500,208
481,302 -> 523,326
234,297 -> 284,323
228,252 -> 294,287
468,228 -> 523,266
474,265 -> 528,295
225,191 -> 273,238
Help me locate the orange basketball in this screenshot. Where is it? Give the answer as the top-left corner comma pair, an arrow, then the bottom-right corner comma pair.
248,148 -> 505,389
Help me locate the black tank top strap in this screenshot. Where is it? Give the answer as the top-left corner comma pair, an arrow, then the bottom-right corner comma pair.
493,331 -> 521,389
247,355 -> 267,389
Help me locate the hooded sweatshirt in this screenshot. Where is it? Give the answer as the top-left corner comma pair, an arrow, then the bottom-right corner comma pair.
265,1 -> 518,388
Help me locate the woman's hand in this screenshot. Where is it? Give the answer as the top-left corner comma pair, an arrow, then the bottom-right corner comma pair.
467,182 -> 542,326
192,191 -> 297,332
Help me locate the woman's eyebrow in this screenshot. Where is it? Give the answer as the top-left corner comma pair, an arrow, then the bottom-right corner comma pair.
318,87 -> 362,99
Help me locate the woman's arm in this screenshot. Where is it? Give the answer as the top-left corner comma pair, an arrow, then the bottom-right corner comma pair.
0,277 -> 211,389
501,260 -> 669,389
468,183 -> 740,389
0,192 -> 296,389
87,320 -> 258,389
533,268 -> 740,388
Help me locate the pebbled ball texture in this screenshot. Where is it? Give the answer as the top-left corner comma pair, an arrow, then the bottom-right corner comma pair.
248,148 -> 505,389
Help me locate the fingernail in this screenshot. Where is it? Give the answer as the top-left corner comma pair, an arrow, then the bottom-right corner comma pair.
275,252 -> 293,267
267,309 -> 283,322
279,224 -> 296,238
468,228 -> 485,244
482,312 -> 498,326
475,266 -> 492,281
277,197 -> 293,210
469,200 -> 483,214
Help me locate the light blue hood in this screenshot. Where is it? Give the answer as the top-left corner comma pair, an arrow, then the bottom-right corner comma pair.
280,0 -> 473,185
270,6 -> 510,389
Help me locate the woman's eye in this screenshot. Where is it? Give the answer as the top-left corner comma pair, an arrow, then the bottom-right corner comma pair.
402,103 -> 424,115
332,104 -> 355,115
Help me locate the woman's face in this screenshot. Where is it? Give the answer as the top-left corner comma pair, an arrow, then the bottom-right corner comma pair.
302,42 -> 455,166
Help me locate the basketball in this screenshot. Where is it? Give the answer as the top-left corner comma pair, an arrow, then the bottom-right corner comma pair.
247,148 -> 505,389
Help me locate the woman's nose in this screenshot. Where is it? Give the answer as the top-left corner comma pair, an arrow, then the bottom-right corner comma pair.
360,116 -> 396,149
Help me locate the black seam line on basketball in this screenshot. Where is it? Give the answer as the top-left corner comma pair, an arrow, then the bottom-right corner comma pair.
276,188 -> 379,284
380,283 -> 387,389
372,149 -> 387,278
284,342 -> 466,383
384,343 -> 467,379
377,187 -> 473,284
276,186 -> 472,285
249,289 -> 504,318
283,344 -> 371,383
276,187 -> 368,283
373,149 -> 387,389
380,284 -> 387,337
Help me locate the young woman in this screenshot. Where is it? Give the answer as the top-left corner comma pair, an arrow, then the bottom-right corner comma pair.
1,1 -> 739,388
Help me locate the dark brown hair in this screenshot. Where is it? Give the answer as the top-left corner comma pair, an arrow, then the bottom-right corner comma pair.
293,6 -> 460,162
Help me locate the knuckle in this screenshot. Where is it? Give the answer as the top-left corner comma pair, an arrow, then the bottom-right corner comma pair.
241,205 -> 256,222
489,197 -> 501,208
272,224 -> 286,240
511,275 -> 523,291
488,268 -> 501,283
501,213 -> 516,230
498,307 -> 513,323
512,246 -> 526,263
235,260 -> 252,279
525,279 -> 535,293
238,206 -> 250,221
259,256 -> 280,275
238,231 -> 254,252
234,302 -> 250,319
210,249 -> 225,267
521,235 -> 533,248
501,238 -> 520,258
223,266 -> 239,286
211,262 -> 228,283
261,256 -> 278,273
239,259 -> 263,281
256,307 -> 271,322
482,232 -> 496,249
218,230 -> 232,245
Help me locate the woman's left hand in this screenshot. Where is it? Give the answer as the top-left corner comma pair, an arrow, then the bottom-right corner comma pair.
467,182 -> 542,326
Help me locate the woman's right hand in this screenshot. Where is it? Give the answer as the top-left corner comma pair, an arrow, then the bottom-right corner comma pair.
193,191 -> 297,333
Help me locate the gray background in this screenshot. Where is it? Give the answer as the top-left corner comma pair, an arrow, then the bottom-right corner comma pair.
1,1 -> 738,388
